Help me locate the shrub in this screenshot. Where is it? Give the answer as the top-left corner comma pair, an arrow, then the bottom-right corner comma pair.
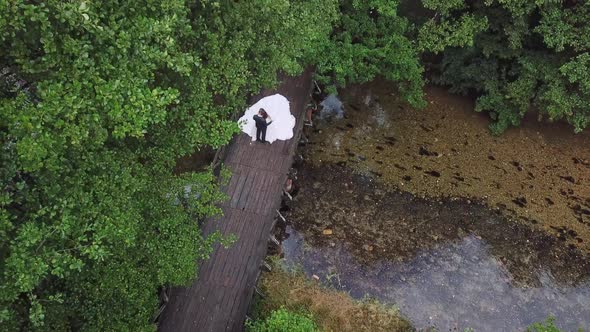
527,317 -> 563,332
246,307 -> 317,332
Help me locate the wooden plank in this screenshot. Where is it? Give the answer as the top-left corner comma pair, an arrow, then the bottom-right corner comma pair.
276,148 -> 287,169
239,169 -> 261,211
229,170 -> 249,208
223,139 -> 239,165
252,172 -> 272,214
279,139 -> 290,156
268,175 -> 285,203
249,146 -> 263,168
260,175 -> 280,217
218,228 -> 259,322
260,149 -> 274,172
244,172 -> 268,213
277,158 -> 289,177
227,230 -> 268,330
221,212 -> 258,281
267,181 -> 284,217
210,209 -> 244,283
228,212 -> 264,277
216,210 -> 252,284
205,209 -> 237,284
250,170 -> 269,210
209,285 -> 229,328
231,145 -> 244,166
225,260 -> 257,330
221,168 -> 242,209
202,288 -> 224,331
236,145 -> 250,167
231,139 -> 249,165
218,207 -> 237,236
230,220 -> 264,289
270,148 -> 282,171
235,169 -> 258,210
190,285 -> 214,331
242,142 -> 263,168
253,174 -> 272,215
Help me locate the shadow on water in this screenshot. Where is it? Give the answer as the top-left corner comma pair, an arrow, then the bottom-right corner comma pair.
278,164 -> 590,331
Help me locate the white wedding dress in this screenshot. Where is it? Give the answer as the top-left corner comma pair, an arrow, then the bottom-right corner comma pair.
238,94 -> 295,143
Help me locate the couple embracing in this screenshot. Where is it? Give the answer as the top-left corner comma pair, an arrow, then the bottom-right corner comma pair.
253,108 -> 272,143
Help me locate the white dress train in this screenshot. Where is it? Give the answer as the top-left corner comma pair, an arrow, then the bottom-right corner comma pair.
238,94 -> 294,144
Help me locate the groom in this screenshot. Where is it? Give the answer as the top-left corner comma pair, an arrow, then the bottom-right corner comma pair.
253,108 -> 272,143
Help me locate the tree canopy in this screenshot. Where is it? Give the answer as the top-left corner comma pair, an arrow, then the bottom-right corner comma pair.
417,0 -> 590,133
0,0 -> 339,330
2,0 -> 589,330
311,0 -> 426,108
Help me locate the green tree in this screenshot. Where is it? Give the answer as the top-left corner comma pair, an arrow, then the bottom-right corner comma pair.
0,0 -> 337,330
246,307 -> 318,332
527,316 -> 563,332
417,0 -> 590,133
311,0 -> 426,108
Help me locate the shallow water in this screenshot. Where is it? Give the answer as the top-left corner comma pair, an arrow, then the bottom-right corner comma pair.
276,83 -> 590,331
278,164 -> 590,330
282,226 -> 590,331
306,82 -> 590,253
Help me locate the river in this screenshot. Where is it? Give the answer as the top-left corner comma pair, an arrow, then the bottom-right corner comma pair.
275,81 -> 590,331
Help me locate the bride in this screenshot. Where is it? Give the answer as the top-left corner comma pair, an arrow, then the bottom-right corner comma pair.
238,94 -> 295,144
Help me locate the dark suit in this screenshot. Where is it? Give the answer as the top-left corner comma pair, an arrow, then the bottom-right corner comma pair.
253,114 -> 271,142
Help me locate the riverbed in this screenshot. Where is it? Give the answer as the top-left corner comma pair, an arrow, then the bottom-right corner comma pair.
276,81 -> 590,331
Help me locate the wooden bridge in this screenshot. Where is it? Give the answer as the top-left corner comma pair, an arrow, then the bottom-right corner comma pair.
158,71 -> 312,331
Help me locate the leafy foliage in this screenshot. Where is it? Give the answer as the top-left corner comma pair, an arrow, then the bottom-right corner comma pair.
15,0 -> 587,329
0,0 -> 337,330
311,0 -> 426,108
419,0 -> 590,133
246,307 -> 317,332
527,316 -> 563,332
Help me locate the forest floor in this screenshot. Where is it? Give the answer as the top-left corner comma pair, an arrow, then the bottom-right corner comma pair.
261,80 -> 590,331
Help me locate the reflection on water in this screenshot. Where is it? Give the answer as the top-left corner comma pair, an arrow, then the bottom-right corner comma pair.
282,228 -> 590,331
320,95 -> 344,119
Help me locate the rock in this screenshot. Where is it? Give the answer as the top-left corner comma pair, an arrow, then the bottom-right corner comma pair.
322,229 -> 333,235
313,182 -> 321,189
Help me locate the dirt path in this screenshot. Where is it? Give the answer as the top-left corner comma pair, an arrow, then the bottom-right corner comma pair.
304,81 -> 590,252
